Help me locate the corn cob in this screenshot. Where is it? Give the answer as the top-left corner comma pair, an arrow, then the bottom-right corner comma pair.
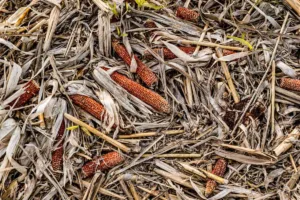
280,78 -> 300,91
82,151 -> 124,177
69,94 -> 106,120
205,158 -> 227,197
176,7 -> 200,23
144,46 -> 196,59
9,80 -> 40,108
102,67 -> 170,113
51,120 -> 65,176
112,41 -> 157,86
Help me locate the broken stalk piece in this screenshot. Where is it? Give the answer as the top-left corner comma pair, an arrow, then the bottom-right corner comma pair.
216,48 -> 240,103
64,113 -> 131,153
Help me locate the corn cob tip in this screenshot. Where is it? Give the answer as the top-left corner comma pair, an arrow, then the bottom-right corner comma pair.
280,78 -> 300,92
9,80 -> 40,108
82,151 -> 124,178
176,6 -> 200,23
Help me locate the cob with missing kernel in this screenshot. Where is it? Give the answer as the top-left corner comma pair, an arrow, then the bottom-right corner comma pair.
102,67 -> 170,113
82,151 -> 124,177
51,120 -> 65,178
112,41 -> 157,87
280,78 -> 300,91
205,158 -> 227,197
69,94 -> 106,120
9,80 -> 40,108
144,46 -> 196,59
176,6 -> 200,22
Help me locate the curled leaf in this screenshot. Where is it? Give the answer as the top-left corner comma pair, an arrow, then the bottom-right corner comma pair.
227,35 -> 253,51
66,125 -> 79,131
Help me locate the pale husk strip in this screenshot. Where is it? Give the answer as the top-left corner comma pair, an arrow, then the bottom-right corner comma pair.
82,180 -> 126,199
118,130 -> 184,139
142,154 -> 202,158
216,48 -> 240,103
274,128 -> 300,156
64,113 -> 131,153
43,6 -> 60,51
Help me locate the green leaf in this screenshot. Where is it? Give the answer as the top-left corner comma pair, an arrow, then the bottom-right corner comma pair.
125,2 -> 129,12
135,0 -> 146,8
135,0 -> 162,10
66,125 -> 79,130
227,35 -> 253,51
108,2 -> 119,17
116,26 -> 121,36
143,1 -> 163,10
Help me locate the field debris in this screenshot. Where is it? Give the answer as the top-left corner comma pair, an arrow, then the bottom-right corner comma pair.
0,0 -> 300,199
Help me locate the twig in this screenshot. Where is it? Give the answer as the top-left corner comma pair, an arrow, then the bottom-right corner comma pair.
231,12 -> 290,135
285,0 -> 300,16
142,154 -> 202,158
64,113 -> 131,153
274,128 -> 300,156
137,186 -> 167,200
271,60 -> 276,135
199,168 -> 229,184
127,181 -> 141,200
154,168 -> 204,191
193,24 -> 209,57
120,179 -> 133,200
118,130 -> 184,139
177,162 -> 206,178
216,48 -> 240,103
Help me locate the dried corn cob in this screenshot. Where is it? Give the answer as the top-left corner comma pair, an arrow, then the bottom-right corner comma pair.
69,94 -> 106,120
280,78 -> 300,91
205,158 -> 227,197
102,67 -> 170,113
144,46 -> 196,59
9,80 -> 40,108
112,41 -> 157,86
82,151 -> 124,177
51,120 -> 65,176
176,7 -> 200,23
